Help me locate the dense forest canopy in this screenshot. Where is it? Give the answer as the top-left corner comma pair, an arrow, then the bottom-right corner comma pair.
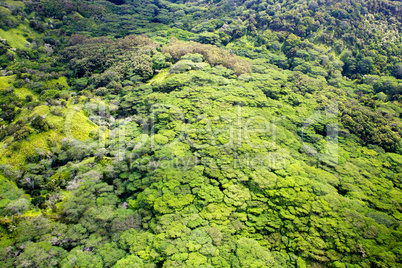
0,0 -> 401,267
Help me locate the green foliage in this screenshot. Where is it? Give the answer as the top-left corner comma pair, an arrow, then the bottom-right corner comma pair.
197,185 -> 223,203
60,247 -> 103,268
96,242 -> 126,267
114,255 -> 146,268
15,242 -> 67,268
31,115 -> 50,132
0,6 -> 19,30
235,238 -> 281,267
5,198 -> 30,215
162,40 -> 252,75
393,63 -> 402,79
169,59 -> 209,74
0,1 -> 401,268
154,192 -> 194,214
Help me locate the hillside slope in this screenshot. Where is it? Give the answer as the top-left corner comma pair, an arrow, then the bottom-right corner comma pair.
0,0 -> 401,267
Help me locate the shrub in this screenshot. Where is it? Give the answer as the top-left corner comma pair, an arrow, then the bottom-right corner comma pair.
13,126 -> 33,141
0,39 -> 9,55
31,116 -> 50,132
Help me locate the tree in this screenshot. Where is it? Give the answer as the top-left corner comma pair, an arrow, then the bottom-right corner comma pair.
235,238 -> 282,267
114,255 -> 146,268
60,247 -> 103,268
16,216 -> 50,243
6,198 -> 30,215
196,32 -> 220,45
95,243 -> 126,267
340,50 -> 356,77
0,38 -> 9,55
15,242 -> 67,268
357,57 -> 374,75
284,34 -> 301,52
392,63 -> 402,79
31,116 -> 50,132
119,229 -> 158,261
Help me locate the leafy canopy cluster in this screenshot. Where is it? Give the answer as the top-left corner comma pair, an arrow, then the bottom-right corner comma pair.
0,0 -> 401,268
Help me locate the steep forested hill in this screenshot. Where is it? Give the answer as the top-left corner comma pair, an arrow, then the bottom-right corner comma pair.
0,0 -> 401,267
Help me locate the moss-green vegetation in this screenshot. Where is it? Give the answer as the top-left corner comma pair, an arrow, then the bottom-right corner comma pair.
0,76 -> 37,100
147,68 -> 170,85
44,77 -> 68,90
0,130 -> 62,166
0,76 -> 12,90
0,0 -> 401,267
0,24 -> 30,49
70,110 -> 98,141
4,0 -> 25,8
